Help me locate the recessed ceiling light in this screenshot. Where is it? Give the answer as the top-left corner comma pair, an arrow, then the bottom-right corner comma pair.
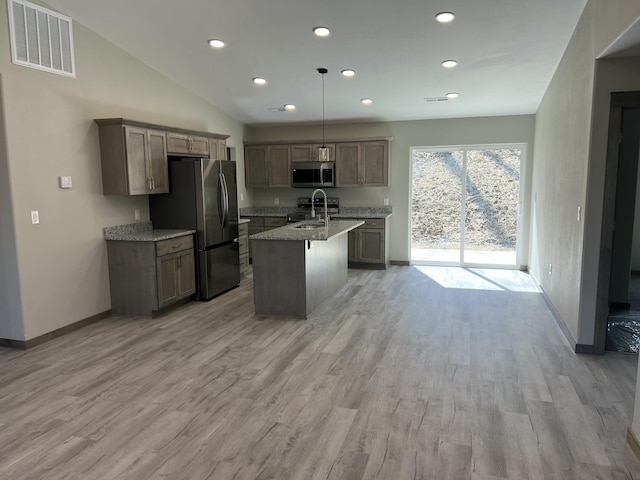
341,69 -> 356,77
446,92 -> 459,99
252,77 -> 266,85
207,39 -> 225,48
435,12 -> 455,23
361,98 -> 373,105
284,104 -> 296,111
441,60 -> 458,68
313,26 -> 331,37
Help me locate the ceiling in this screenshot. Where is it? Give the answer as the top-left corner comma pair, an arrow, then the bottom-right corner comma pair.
45,0 -> 589,126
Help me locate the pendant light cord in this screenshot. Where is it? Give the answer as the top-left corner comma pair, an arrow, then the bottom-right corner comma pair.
322,72 -> 326,148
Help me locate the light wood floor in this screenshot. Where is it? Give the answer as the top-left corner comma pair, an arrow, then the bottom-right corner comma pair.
1,266 -> 640,479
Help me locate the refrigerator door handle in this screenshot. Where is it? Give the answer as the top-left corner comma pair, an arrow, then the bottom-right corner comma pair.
218,172 -> 229,229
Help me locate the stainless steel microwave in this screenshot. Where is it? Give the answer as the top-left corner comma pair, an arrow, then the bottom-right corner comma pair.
291,161 -> 335,188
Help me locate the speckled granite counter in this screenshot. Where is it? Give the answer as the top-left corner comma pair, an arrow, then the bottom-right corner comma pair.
104,222 -> 195,241
250,220 -> 363,242
239,207 -> 293,217
240,206 -> 392,219
332,207 -> 392,219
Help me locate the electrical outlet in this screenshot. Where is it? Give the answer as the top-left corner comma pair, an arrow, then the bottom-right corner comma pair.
383,197 -> 389,206
31,210 -> 39,224
548,263 -> 552,275
134,209 -> 140,220
240,192 -> 244,202
274,197 -> 279,205
577,206 -> 581,222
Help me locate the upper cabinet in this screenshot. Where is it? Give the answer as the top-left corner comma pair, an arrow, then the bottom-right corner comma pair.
243,138 -> 391,188
95,118 -> 229,195
166,132 -> 209,156
210,138 -> 227,160
336,141 -> 388,187
291,143 -> 336,162
244,145 -> 291,188
96,121 -> 168,195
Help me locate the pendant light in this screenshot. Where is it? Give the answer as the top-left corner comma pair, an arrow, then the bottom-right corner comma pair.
317,67 -> 329,162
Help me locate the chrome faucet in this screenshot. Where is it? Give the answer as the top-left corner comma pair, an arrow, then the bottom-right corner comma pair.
311,188 -> 329,223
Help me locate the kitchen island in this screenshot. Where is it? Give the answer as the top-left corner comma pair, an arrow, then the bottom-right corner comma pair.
251,220 -> 364,318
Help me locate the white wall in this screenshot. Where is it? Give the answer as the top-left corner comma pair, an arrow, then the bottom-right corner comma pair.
246,115 -> 535,264
530,0 -> 640,346
0,4 -> 247,341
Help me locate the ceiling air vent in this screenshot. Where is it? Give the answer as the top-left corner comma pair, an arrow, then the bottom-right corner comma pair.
7,0 -> 76,77
424,97 -> 449,103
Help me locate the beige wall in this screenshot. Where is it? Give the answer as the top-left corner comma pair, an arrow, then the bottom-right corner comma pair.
0,5 -> 247,340
246,115 -> 535,264
530,0 -> 640,346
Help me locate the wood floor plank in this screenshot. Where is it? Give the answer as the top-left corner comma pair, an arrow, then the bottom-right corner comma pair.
0,267 -> 638,479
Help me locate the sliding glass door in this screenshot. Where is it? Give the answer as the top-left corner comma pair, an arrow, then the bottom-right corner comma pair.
411,145 -> 524,268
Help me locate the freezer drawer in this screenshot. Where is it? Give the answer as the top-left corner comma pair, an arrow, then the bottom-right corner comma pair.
198,242 -> 240,300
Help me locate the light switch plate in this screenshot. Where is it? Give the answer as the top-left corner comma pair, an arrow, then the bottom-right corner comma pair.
58,176 -> 72,189
31,210 -> 39,224
383,197 -> 389,206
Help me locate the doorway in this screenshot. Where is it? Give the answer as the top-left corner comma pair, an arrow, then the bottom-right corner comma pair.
410,145 -> 525,268
595,92 -> 640,354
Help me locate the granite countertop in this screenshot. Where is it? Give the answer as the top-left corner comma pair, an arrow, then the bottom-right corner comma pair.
239,207 -> 293,218
240,206 -> 392,219
331,207 -> 392,219
251,220 -> 364,242
104,221 -> 195,241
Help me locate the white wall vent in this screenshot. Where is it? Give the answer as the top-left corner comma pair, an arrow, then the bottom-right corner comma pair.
7,0 -> 76,78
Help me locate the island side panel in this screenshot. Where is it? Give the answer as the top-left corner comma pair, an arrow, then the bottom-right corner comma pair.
305,235 -> 348,316
252,239 -> 307,317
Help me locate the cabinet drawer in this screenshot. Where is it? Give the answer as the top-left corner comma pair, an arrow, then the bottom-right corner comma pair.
239,253 -> 249,270
362,219 -> 384,229
244,216 -> 264,228
238,223 -> 249,235
156,235 -> 193,257
238,235 -> 249,254
264,217 -> 287,228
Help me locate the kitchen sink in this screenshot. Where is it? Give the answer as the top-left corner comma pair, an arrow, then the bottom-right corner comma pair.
294,223 -> 326,229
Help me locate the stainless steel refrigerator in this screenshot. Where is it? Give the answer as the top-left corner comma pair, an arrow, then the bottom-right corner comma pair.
149,158 -> 240,300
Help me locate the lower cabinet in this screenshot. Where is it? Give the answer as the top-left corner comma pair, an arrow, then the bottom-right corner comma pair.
238,222 -> 250,276
107,234 -> 196,316
157,249 -> 196,308
243,216 -> 288,262
347,218 -> 389,269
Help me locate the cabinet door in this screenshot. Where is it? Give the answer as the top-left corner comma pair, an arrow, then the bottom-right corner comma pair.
147,129 -> 168,193
213,139 -> 227,160
362,141 -> 388,186
291,144 -> 314,162
348,229 -> 358,263
177,250 -> 196,298
167,132 -> 210,156
358,228 -> 385,263
290,144 -> 335,162
245,146 -> 268,187
336,143 -> 361,186
124,126 -> 150,195
157,255 -> 179,308
268,146 -> 291,187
